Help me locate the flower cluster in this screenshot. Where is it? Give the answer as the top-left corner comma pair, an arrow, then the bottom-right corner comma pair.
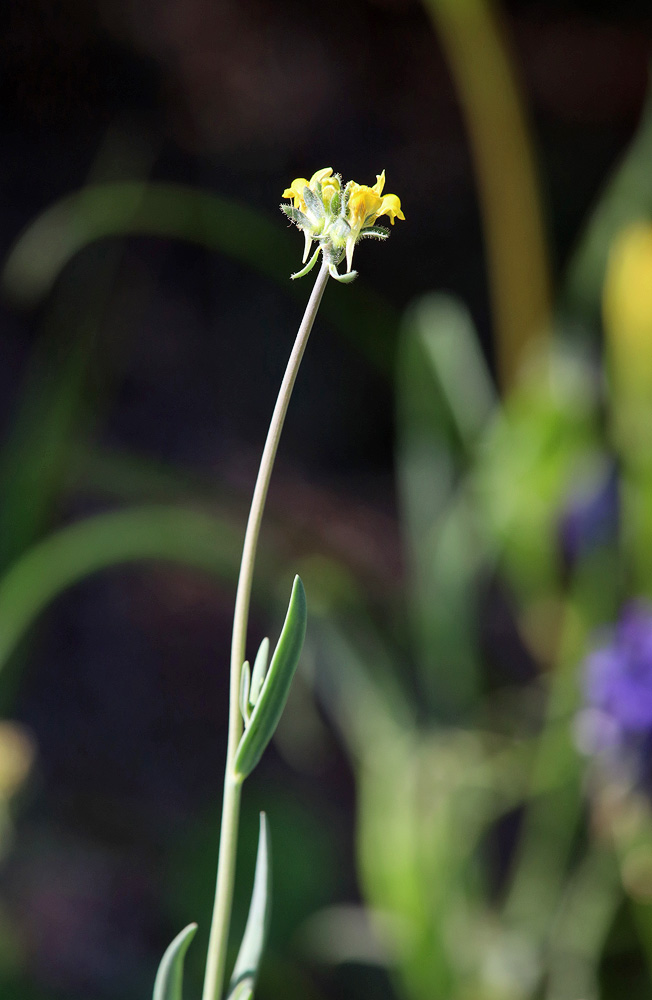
579,604 -> 652,789
281,167 -> 404,282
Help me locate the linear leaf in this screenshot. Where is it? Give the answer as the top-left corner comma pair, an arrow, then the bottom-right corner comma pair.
359,225 -> 389,239
153,922 -> 197,1000
227,813 -> 272,999
229,986 -> 253,1000
249,638 -> 270,709
329,266 -> 358,284
234,577 -> 307,778
290,246 -> 320,281
240,661 -> 251,722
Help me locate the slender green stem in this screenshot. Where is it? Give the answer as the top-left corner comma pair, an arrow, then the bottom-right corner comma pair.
202,260 -> 330,1000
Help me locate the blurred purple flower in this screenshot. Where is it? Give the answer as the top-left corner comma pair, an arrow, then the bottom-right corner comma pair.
559,463 -> 619,569
578,604 -> 652,786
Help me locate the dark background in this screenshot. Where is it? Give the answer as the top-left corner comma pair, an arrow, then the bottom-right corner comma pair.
0,2 -> 651,998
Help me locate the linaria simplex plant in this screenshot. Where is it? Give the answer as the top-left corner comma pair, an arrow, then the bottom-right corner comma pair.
153,168 -> 404,1000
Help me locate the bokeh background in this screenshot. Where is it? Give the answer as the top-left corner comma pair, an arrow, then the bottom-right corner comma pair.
1,2 -> 652,999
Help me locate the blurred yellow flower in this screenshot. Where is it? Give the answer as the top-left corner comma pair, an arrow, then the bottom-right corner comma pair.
603,222 -> 652,456
0,722 -> 34,800
603,223 -> 652,397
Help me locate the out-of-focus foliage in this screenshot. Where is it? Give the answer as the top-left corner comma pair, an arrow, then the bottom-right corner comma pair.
0,4 -> 652,1000
305,85 -> 652,1000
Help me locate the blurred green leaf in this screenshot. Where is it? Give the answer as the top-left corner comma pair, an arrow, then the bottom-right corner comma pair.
404,295 -> 496,451
0,236 -> 128,572
565,85 -> 652,325
2,182 -> 289,307
396,295 -> 493,716
0,139 -> 157,572
235,576 -> 307,779
153,922 -> 197,1000
2,182 -> 398,373
227,813 -> 272,1000
0,505 -> 241,698
473,344 -> 601,603
423,0 -> 552,390
316,615 -> 539,1000
545,846 -> 619,1000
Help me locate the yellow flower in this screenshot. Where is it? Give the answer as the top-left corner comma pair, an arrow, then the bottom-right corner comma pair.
345,170 -> 405,271
377,193 -> 405,225
320,172 -> 341,209
282,177 -> 310,211
283,167 -> 334,212
280,167 -> 404,281
347,185 -> 383,230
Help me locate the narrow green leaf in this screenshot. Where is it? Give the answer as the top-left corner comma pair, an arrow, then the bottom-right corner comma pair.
249,638 -> 269,709
234,577 -> 307,778
396,294 -> 494,715
153,922 -> 197,1000
290,247 -> 320,280
240,661 -> 251,722
229,986 -> 253,1000
227,813 -> 272,1000
329,266 -> 358,284
359,226 -> 389,240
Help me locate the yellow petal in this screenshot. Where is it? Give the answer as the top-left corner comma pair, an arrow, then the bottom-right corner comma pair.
309,167 -> 333,185
372,170 -> 386,196
377,193 -> 405,225
283,178 -> 310,210
348,185 -> 383,230
321,173 -> 341,208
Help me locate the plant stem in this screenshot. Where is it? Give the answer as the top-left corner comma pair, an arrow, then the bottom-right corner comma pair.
202,260 -> 330,1000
